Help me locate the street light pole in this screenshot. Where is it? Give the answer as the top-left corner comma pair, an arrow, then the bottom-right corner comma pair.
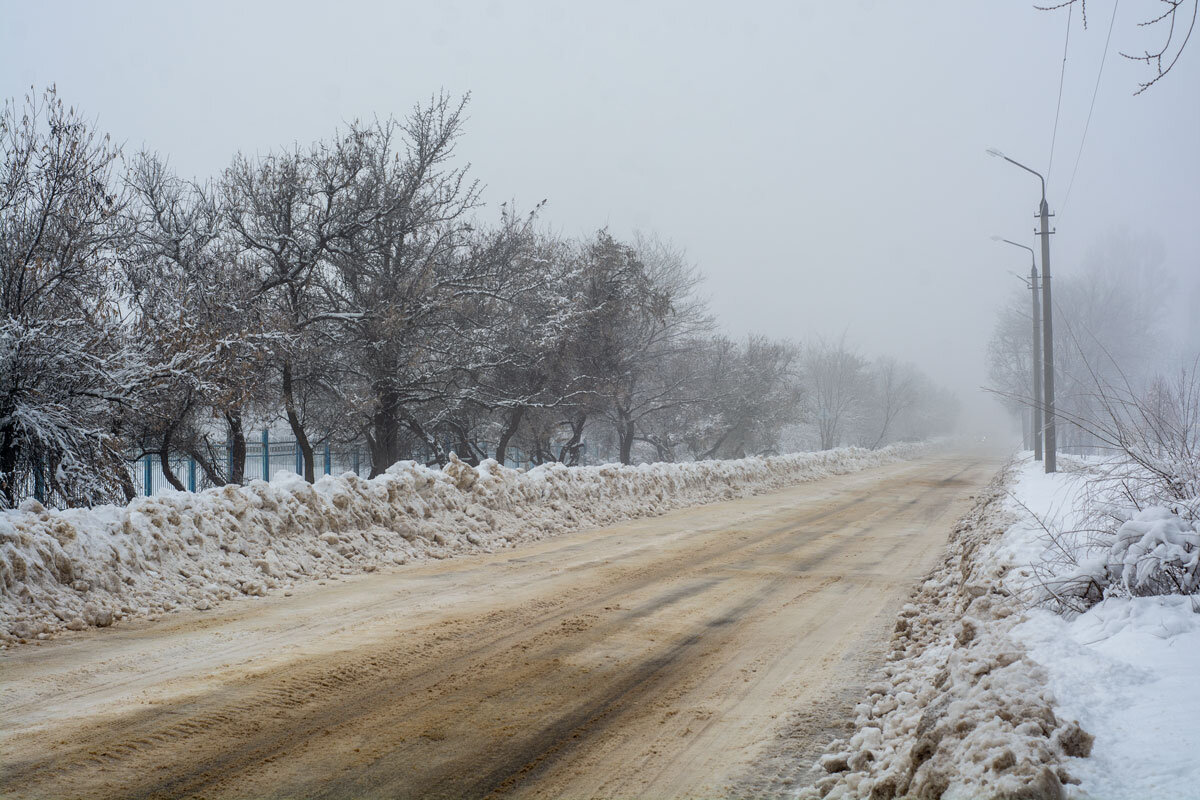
988,149 -> 1057,473
992,236 -> 1043,462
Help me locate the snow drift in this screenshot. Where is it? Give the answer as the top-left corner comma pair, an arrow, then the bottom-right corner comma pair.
0,443 -> 926,644
996,457 -> 1200,798
800,462 -> 1092,800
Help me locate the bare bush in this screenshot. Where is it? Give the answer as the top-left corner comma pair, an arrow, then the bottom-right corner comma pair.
1019,364 -> 1200,611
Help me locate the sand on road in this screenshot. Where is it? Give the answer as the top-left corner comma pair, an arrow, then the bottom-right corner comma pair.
0,452 -> 999,799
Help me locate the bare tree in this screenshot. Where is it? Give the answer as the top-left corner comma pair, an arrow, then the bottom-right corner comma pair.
643,334 -> 802,461
802,335 -> 868,451
125,153 -> 273,487
222,124 -> 375,481
323,95 -> 482,474
572,231 -> 713,464
1037,0 -> 1196,93
865,356 -> 919,450
0,87 -> 138,506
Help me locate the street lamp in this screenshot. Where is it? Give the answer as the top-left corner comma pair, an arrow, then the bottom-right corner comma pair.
990,236 -> 1043,462
988,148 -> 1057,473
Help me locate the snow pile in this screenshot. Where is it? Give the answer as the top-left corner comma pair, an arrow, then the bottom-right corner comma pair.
994,458 -> 1200,611
1102,505 -> 1200,594
799,463 -> 1092,800
0,443 -> 926,644
993,457 -> 1200,799
1015,595 -> 1200,798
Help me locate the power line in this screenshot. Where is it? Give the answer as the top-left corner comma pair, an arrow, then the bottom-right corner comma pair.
1046,4 -> 1073,183
1060,0 -> 1120,217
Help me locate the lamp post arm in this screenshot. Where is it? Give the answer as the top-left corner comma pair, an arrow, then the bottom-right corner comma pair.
1000,156 -> 1046,203
999,238 -> 1037,269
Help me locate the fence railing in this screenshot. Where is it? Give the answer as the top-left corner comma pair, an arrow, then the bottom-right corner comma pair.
126,433 -> 580,498
130,438 -> 373,497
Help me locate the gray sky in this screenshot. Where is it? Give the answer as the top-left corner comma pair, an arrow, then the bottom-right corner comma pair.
4,0 -> 1197,431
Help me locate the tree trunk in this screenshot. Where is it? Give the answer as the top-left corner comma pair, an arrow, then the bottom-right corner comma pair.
494,406 -> 526,466
448,422 -> 480,467
370,383 -> 401,477
0,423 -> 17,508
225,412 -> 246,484
282,362 -> 315,482
186,442 -> 227,487
530,428 -> 554,466
116,467 -> 137,503
699,430 -> 730,461
818,416 -> 836,451
557,413 -> 587,465
617,409 -> 635,465
159,429 -> 185,492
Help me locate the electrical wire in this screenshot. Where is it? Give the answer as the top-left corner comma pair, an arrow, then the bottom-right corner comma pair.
1047,4 -> 1073,183
1060,0 -> 1120,217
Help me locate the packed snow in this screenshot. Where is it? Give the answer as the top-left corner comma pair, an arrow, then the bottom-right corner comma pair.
802,453 -> 1200,799
799,462 -> 1091,800
994,457 -> 1200,799
0,443 -> 927,646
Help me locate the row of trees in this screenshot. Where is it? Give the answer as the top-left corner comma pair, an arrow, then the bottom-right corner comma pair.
1,87 -> 956,508
986,233 -> 1185,452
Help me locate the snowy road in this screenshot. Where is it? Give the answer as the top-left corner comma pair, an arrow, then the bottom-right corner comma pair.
0,453 -> 998,799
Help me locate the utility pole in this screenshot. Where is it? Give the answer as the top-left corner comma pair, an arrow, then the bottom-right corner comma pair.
1037,198 -> 1056,473
988,149 -> 1056,473
1030,261 -> 1043,463
993,236 -> 1043,462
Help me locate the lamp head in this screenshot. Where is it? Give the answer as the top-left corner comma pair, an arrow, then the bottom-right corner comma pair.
986,147 -> 1006,159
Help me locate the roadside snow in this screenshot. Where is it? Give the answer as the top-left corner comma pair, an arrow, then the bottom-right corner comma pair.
0,443 -> 927,645
799,461 -> 1091,800
995,456 -> 1200,800
800,453 -> 1200,799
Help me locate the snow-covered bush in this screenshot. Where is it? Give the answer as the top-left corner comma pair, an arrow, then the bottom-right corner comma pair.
1105,506 -> 1200,595
1035,501 -> 1200,610
1023,365 -> 1200,610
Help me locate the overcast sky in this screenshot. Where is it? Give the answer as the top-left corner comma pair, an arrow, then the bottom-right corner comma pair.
4,0 -> 1197,432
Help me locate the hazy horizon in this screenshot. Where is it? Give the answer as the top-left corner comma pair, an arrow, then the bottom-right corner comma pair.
4,0 -> 1197,436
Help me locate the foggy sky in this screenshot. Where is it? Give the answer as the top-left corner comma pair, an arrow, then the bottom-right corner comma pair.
3,0 -> 1198,432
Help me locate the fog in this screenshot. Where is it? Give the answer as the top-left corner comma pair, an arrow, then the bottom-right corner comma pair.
3,0 -> 1198,439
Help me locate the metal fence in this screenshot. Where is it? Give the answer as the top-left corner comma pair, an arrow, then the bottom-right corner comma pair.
126,433 -> 562,498
129,436 -> 373,496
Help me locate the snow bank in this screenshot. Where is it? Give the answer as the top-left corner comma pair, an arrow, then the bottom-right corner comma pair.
995,457 -> 1200,799
0,443 -> 926,645
1015,597 -> 1200,799
800,461 -> 1092,800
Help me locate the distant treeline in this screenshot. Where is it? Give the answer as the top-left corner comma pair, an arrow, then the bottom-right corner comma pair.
0,87 -> 957,508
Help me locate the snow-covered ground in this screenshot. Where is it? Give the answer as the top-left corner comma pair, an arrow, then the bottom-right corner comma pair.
802,452 -> 1200,799
0,443 -> 928,646
995,457 -> 1200,799
799,461 -> 1090,800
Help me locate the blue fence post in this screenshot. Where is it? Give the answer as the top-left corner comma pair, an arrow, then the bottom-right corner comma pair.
353,447 -> 360,476
324,442 -> 331,475
143,455 -> 153,496
295,440 -> 303,476
262,430 -> 270,481
188,458 -> 196,492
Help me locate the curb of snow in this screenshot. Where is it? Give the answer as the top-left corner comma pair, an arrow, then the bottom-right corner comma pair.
798,459 -> 1094,800
1,442 -> 929,646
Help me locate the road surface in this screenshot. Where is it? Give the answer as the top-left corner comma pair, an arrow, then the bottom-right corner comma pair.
0,452 -> 998,799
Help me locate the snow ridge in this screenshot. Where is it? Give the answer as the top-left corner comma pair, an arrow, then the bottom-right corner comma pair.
800,461 -> 1092,800
1,443 -> 926,645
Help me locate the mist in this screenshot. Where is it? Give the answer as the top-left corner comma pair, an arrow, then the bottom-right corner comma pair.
6,3 -> 1200,794
2,0 -> 1197,462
